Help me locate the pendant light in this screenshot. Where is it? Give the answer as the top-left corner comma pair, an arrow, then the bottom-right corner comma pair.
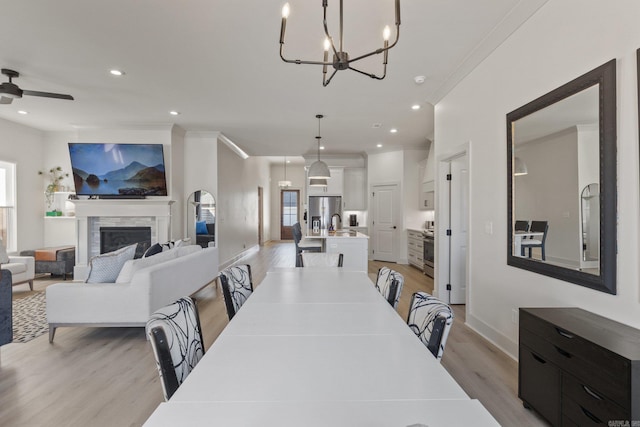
308,114 -> 331,180
309,178 -> 328,187
278,156 -> 292,188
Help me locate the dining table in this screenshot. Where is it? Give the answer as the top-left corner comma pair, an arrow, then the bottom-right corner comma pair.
142,268 -> 500,426
513,230 -> 544,257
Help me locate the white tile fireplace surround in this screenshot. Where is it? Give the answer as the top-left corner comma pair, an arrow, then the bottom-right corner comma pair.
71,199 -> 175,280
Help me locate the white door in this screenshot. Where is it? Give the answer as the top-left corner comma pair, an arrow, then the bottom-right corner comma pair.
372,184 -> 399,262
448,155 -> 468,304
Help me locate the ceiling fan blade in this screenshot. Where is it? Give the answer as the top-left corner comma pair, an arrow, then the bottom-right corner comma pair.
0,96 -> 12,104
22,90 -> 74,100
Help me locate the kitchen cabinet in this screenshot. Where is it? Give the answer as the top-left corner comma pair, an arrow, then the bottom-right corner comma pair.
519,308 -> 640,426
407,229 -> 424,269
308,167 -> 343,196
343,167 -> 366,210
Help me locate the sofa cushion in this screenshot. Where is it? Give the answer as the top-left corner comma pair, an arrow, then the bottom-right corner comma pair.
0,238 -> 9,264
174,245 -> 202,258
143,243 -> 163,258
1,262 -> 27,275
86,244 -> 137,283
116,248 -> 180,284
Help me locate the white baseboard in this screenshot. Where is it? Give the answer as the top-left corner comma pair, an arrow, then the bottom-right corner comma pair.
465,312 -> 518,361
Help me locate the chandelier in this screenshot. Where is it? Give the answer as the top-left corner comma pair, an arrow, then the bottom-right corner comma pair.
308,114 -> 331,182
278,156 -> 292,188
279,0 -> 401,86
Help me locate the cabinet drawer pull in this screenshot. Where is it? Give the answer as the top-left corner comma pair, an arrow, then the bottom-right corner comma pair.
531,353 -> 547,364
554,346 -> 572,358
580,405 -> 602,424
582,384 -> 603,401
555,327 -> 574,339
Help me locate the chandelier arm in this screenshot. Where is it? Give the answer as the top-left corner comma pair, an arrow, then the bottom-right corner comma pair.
280,45 -> 333,65
323,69 -> 339,87
323,9 -> 339,57
347,25 -> 400,63
348,65 -> 386,81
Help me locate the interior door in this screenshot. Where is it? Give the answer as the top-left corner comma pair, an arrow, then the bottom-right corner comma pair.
280,189 -> 299,240
372,184 -> 399,262
448,155 -> 468,304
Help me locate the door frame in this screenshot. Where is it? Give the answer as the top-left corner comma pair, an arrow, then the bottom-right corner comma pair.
369,182 -> 401,262
436,143 -> 471,311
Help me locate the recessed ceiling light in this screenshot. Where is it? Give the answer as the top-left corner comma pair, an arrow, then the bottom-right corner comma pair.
17,110 -> 28,115
412,104 -> 421,110
169,111 -> 180,116
372,123 -> 382,129
319,146 -> 325,150
414,75 -> 426,84
390,128 -> 398,133
109,69 -> 125,76
376,143 -> 383,148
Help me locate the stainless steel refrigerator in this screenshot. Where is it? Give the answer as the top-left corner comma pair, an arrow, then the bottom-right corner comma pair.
308,196 -> 342,231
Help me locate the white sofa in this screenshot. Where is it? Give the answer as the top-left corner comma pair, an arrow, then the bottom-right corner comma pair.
46,245 -> 218,342
1,255 -> 35,290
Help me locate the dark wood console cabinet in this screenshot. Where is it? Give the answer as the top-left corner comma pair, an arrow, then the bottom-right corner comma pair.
519,308 -> 640,426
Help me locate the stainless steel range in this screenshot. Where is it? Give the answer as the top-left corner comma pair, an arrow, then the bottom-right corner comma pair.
423,229 -> 434,278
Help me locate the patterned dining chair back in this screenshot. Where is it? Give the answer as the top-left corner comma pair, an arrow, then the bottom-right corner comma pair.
146,296 -> 205,401
219,264 -> 254,320
375,267 -> 404,309
407,292 -> 454,360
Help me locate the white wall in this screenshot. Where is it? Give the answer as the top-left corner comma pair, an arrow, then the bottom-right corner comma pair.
434,0 -> 640,358
0,118 -> 45,252
217,142 -> 271,266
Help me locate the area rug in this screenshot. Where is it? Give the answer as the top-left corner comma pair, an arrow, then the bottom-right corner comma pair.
12,292 -> 48,343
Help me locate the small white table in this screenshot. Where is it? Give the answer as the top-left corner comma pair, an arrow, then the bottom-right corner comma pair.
514,231 -> 544,257
143,268 -> 499,426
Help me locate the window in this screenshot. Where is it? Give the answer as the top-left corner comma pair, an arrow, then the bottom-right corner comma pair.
0,161 -> 16,252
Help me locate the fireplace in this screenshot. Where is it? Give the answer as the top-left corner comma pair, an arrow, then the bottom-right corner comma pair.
100,226 -> 152,259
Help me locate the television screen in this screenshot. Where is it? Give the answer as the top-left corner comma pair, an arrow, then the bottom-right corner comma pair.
68,143 -> 167,196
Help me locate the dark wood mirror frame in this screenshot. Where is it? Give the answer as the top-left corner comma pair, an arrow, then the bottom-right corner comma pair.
506,59 -> 617,294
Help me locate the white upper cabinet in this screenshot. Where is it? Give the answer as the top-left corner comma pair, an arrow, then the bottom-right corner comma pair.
308,167 -> 344,196
343,168 -> 366,210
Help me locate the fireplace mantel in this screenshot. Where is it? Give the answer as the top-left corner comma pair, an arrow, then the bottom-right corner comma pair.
72,199 -> 175,280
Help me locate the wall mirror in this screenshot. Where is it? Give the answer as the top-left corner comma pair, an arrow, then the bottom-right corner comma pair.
187,190 -> 216,248
507,59 -> 616,294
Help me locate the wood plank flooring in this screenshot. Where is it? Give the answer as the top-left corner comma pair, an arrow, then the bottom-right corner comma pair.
0,242 -> 548,426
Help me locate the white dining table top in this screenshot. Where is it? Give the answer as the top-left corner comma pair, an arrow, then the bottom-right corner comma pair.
144,399 -> 500,427
143,268 -> 498,426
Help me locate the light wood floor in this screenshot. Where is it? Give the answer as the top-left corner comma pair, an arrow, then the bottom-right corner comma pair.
0,242 -> 548,426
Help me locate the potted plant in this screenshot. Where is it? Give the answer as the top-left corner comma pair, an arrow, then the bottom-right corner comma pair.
39,166 -> 69,214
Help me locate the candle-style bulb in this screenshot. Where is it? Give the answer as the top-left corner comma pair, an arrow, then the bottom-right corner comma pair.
282,3 -> 290,18
383,25 -> 391,41
323,37 -> 331,52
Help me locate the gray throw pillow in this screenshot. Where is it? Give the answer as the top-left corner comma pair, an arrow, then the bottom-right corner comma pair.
0,238 -> 9,264
86,244 -> 137,283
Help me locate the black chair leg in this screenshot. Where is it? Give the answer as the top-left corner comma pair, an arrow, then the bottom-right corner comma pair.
541,246 -> 545,261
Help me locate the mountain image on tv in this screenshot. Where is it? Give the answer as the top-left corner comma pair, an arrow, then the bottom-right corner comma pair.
68,143 -> 168,196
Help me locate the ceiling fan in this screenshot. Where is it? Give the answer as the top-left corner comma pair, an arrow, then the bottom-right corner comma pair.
0,68 -> 74,104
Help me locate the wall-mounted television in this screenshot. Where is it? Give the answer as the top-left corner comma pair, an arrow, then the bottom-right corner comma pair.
68,143 -> 167,196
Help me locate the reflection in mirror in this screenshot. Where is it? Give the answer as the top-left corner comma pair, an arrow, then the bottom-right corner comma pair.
512,85 -> 599,274
507,59 -> 616,294
187,190 -> 216,248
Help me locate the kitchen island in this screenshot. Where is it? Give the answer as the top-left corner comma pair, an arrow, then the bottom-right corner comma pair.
305,230 -> 369,271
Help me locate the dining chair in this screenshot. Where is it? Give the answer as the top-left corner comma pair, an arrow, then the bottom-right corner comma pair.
407,292 -> 454,360
375,267 -> 404,309
218,264 -> 254,320
298,252 -> 343,267
292,223 -> 322,266
146,296 -> 205,401
514,220 -> 529,232
520,220 -> 549,260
